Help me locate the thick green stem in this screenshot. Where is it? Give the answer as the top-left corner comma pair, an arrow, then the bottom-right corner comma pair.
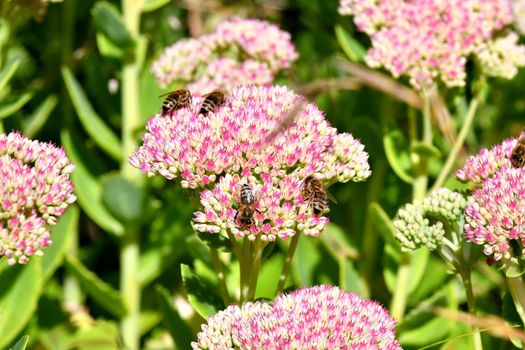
432,91 -> 481,191
120,228 -> 140,350
239,237 -> 252,304
275,234 -> 300,297
390,261 -> 411,320
120,1 -> 144,349
247,239 -> 264,301
210,247 -> 231,306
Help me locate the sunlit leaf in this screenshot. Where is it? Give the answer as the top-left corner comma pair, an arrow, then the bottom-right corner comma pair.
155,285 -> 194,349
0,59 -> 20,93
64,255 -> 126,318
9,335 -> 29,350
334,25 -> 366,63
0,261 -> 42,349
61,66 -> 122,161
0,92 -> 33,120
24,94 -> 58,138
383,128 -> 414,184
91,2 -> 134,49
101,174 -> 146,224
142,0 -> 171,12
181,264 -> 224,319
61,129 -> 124,236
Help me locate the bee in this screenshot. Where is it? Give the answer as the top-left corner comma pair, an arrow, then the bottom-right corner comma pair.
235,183 -> 257,228
301,175 -> 337,216
160,88 -> 192,114
199,90 -> 226,115
511,133 -> 525,168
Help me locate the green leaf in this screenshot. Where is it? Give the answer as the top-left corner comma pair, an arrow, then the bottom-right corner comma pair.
41,206 -> 79,280
186,235 -> 213,268
95,32 -> 124,59
320,223 -> 359,261
181,264 -> 224,319
9,335 -> 29,350
368,202 -> 399,247
23,94 -> 58,138
91,2 -> 134,49
334,25 -> 366,62
339,258 -> 368,296
0,59 -> 20,93
408,248 -> 430,295
64,254 -> 126,318
291,236 -> 321,286
195,229 -> 231,251
155,285 -> 194,349
383,128 -> 414,184
0,92 -> 33,120
0,261 -> 42,349
399,316 -> 452,347
61,129 -> 124,236
255,254 -> 283,299
101,174 -> 146,223
61,66 -> 122,161
143,0 -> 171,12
505,262 -> 525,278
64,320 -> 120,350
411,141 -> 441,158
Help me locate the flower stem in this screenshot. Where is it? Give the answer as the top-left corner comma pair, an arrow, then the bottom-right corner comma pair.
120,0 -> 144,349
390,260 -> 411,320
247,238 -> 265,301
210,247 -> 231,306
460,269 -> 483,350
432,89 -> 482,191
275,234 -> 300,297
239,237 -> 252,304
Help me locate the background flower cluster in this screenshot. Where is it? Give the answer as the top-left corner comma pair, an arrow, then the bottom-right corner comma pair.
151,17 -> 298,95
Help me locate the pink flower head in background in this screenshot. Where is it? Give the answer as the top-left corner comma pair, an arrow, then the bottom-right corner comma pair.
456,136 -> 518,185
151,17 -> 298,95
464,166 -> 525,262
339,0 -> 525,89
130,85 -> 371,239
192,285 -> 401,350
0,132 -> 76,265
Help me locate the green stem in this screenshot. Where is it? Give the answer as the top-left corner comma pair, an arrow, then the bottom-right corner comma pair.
120,228 -> 140,350
432,90 -> 482,191
247,238 -> 265,301
210,247 -> 231,306
239,237 -> 252,304
390,261 -> 411,320
460,269 -> 483,350
275,234 -> 300,297
120,1 -> 144,349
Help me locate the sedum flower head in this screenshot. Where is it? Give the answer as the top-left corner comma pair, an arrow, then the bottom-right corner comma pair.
464,166 -> 525,262
339,0 -> 524,89
130,85 -> 371,239
394,189 -> 467,251
192,285 -> 402,350
151,17 -> 298,95
513,0 -> 525,34
0,132 -> 76,265
456,136 -> 518,185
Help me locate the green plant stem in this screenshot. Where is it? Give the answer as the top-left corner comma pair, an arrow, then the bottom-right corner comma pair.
239,238 -> 253,304
432,92 -> 481,191
390,260 -> 411,320
120,1 -> 144,349
247,238 -> 265,301
210,247 -> 231,306
120,228 -> 139,350
275,234 -> 300,297
459,269 -> 483,350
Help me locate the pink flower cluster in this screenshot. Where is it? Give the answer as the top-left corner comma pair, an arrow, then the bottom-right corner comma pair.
0,132 -> 76,265
151,17 -> 298,95
130,85 -> 371,240
339,0 -> 525,89
457,134 -> 525,262
192,285 -> 401,350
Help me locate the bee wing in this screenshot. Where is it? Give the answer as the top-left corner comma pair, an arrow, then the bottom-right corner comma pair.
326,190 -> 338,204
158,91 -> 173,98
